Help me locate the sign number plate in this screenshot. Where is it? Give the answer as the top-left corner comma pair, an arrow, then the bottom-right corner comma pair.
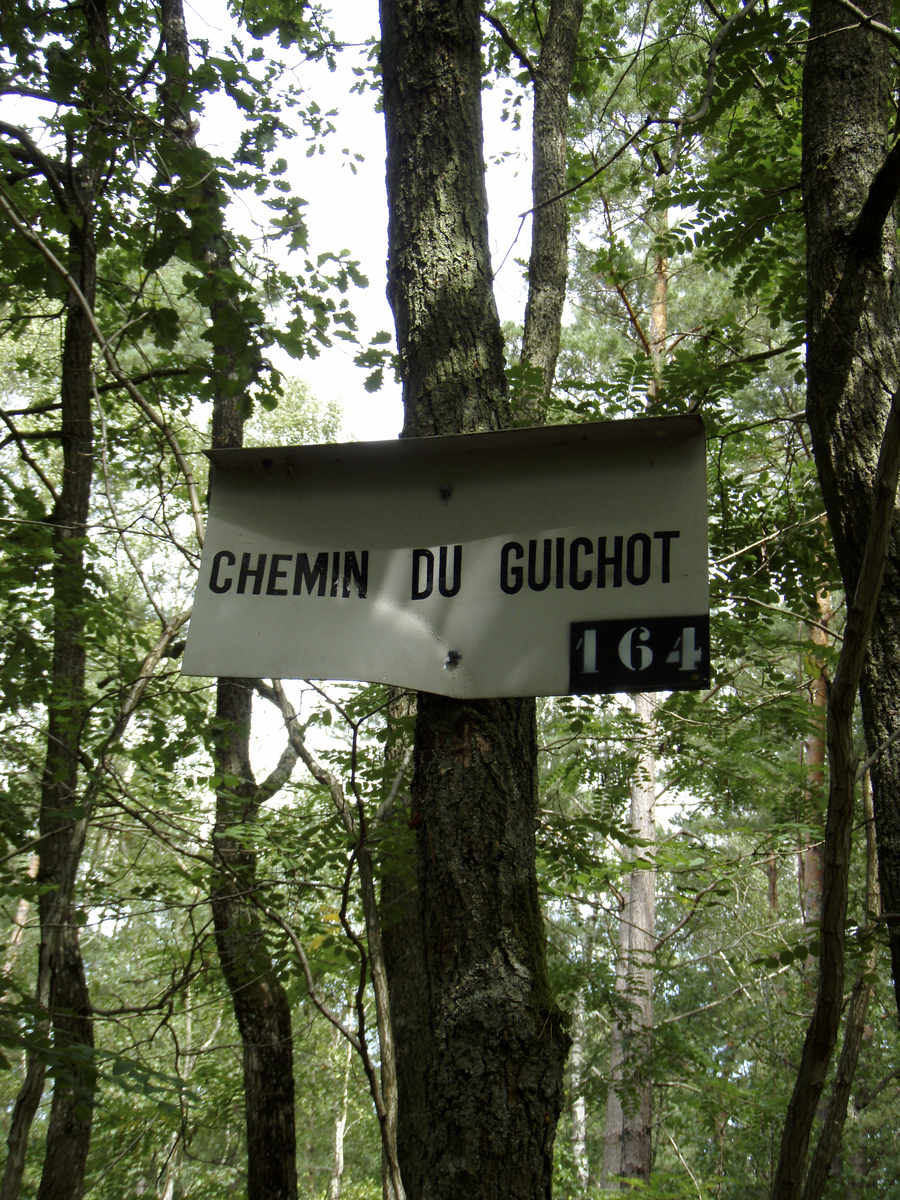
569,615 -> 710,695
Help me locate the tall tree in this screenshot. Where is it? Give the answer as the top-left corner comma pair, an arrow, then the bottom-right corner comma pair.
601,694 -> 656,1187
773,0 -> 900,1192
378,1 -> 570,1196
1,4 -> 110,1194
153,1 -> 301,1193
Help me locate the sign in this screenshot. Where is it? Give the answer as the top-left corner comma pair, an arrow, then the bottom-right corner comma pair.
182,416 -> 709,698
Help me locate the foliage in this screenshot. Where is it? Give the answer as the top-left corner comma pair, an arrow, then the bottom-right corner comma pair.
0,0 -> 898,1196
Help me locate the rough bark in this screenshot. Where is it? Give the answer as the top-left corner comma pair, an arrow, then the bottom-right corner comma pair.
379,3 -> 571,1197
601,693 -> 656,1187
802,0 -> 900,1019
519,0 -> 584,416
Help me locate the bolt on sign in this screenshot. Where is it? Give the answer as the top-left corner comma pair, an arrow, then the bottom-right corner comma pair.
182,416 -> 710,698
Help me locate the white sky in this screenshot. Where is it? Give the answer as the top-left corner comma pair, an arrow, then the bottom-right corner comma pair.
189,0 -> 534,441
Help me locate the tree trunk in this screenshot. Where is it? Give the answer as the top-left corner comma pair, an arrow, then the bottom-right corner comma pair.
210,675 -> 299,1200
379,3 -> 570,1196
799,597 -> 830,930
802,0 -> 900,1017
569,991 -> 590,1190
0,5 -> 111,1188
380,692 -> 429,1200
520,0 -> 584,417
800,776 -> 881,1200
601,693 -> 656,1186
154,4 -> 300,1195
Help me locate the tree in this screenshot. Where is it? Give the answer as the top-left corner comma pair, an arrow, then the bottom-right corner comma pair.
0,2 -> 361,1194
377,2 -> 571,1196
772,0 -> 900,1192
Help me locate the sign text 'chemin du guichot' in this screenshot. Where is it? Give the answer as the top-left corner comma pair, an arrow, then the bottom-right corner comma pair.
182,417 -> 709,698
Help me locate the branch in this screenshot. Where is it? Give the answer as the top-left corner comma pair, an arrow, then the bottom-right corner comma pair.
0,185 -> 205,546
0,121 -> 69,213
829,0 -> 900,52
95,394 -> 167,623
723,593 -> 843,643
856,726 -> 900,781
676,0 -> 764,131
95,367 -> 191,394
482,9 -> 537,81
0,411 -> 60,502
850,134 -> 900,253
614,282 -> 653,355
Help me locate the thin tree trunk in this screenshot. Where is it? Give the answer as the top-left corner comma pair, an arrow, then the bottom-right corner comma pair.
380,693 -> 429,1200
153,4 -> 300,1196
379,3 -> 571,1196
569,990 -> 590,1190
1,7 -> 111,1191
800,775 -> 880,1200
799,596 -> 830,929
519,0 -> 584,417
328,1034 -> 353,1200
802,0 -> 900,1021
601,693 -> 656,1186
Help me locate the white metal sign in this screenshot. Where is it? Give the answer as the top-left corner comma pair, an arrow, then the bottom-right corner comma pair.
182,417 -> 709,698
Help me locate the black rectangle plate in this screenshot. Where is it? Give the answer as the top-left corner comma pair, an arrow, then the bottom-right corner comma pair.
569,615 -> 710,695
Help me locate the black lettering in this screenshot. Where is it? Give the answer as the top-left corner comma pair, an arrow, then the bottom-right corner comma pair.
627,533 -> 651,585
654,530 -> 680,583
412,548 -> 434,600
342,550 -> 369,598
569,537 -> 593,590
500,541 -> 523,594
209,550 -> 235,594
555,536 -> 566,588
438,545 -> 462,597
597,536 -> 623,588
527,538 -> 552,592
293,552 -> 329,596
330,551 -> 340,598
266,553 -> 292,596
237,552 -> 267,595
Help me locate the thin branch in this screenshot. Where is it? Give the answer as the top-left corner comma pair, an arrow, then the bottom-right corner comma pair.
676,0 -> 763,131
0,121 -> 69,213
614,282 -> 653,354
856,726 -> 900,781
0,411 -> 60,502
829,0 -> 900,52
0,185 -> 205,546
95,393 -> 167,623
482,9 -> 536,80
723,593 -> 843,643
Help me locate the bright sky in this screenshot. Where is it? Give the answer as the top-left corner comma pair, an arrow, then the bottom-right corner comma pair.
189,0 -> 534,442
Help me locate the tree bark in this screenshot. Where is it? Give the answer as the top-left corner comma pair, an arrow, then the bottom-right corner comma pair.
379,3 -> 571,1197
519,0 -> 584,416
803,0 -> 900,1018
